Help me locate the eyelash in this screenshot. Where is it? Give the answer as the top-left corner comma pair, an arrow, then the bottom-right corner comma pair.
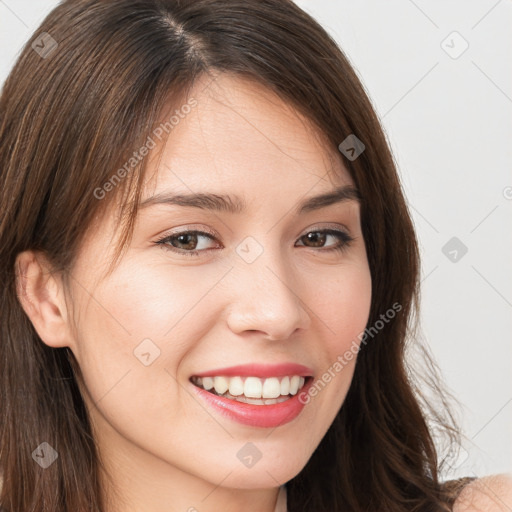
154,227 -> 355,257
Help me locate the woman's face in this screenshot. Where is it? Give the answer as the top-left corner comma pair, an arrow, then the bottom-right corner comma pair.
62,74 -> 372,502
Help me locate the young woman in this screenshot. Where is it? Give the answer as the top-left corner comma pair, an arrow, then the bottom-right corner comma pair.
0,1 -> 510,511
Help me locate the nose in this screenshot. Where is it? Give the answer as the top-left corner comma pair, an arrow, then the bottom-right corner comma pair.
225,251 -> 311,341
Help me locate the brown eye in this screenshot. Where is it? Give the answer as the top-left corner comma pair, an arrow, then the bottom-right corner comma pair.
155,230 -> 218,257
296,229 -> 354,253
154,227 -> 354,258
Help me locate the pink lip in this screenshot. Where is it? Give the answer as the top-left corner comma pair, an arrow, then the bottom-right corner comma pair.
191,363 -> 314,378
191,377 -> 313,428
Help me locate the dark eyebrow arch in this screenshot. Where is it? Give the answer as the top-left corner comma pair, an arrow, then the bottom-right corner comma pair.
139,184 -> 361,215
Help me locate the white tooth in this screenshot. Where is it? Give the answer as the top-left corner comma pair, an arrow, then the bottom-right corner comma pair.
244,377 -> 262,398
228,376 -> 244,396
229,393 -> 291,405
298,376 -> 305,389
213,376 -> 229,395
202,377 -> 214,390
289,375 -> 300,395
280,376 -> 290,395
262,377 -> 281,398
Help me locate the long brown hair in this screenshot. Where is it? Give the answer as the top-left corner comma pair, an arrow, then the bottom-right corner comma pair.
0,1 -> 464,510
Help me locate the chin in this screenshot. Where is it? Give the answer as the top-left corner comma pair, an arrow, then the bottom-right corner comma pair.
202,446 -> 310,489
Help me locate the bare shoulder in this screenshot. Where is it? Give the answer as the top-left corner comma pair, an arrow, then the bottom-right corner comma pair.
453,473 -> 512,512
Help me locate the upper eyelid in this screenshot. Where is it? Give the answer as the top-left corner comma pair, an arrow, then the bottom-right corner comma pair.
157,223 -> 352,241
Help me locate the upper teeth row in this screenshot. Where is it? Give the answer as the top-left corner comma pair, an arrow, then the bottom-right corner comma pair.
192,375 -> 307,399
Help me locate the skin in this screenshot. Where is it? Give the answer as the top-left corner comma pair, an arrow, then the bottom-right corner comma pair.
453,474 -> 512,512
15,73 -> 374,512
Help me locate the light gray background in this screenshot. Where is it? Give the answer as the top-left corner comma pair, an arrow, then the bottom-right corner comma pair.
1,0 -> 511,480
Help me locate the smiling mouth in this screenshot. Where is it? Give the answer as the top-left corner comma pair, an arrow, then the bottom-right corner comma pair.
190,375 -> 312,405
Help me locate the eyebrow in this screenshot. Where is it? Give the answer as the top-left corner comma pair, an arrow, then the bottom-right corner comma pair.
139,184 -> 361,215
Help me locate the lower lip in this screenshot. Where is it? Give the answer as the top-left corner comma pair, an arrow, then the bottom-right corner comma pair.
191,378 -> 313,428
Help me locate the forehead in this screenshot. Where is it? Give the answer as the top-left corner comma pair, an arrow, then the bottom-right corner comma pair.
142,73 -> 353,200
82,74 -> 359,278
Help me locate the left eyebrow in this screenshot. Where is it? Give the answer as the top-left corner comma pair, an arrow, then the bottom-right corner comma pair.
139,184 -> 361,215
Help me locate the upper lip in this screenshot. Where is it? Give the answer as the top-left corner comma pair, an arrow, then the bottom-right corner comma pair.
191,363 -> 314,379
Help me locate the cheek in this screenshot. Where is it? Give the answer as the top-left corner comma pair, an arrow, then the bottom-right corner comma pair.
102,256 -> 228,339
69,269 -> 191,451
299,260 -> 371,423
69,259 -> 226,406
67,267 -> 174,404
312,260 -> 372,356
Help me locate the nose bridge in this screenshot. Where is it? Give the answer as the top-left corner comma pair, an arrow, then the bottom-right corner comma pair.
225,234 -> 310,340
